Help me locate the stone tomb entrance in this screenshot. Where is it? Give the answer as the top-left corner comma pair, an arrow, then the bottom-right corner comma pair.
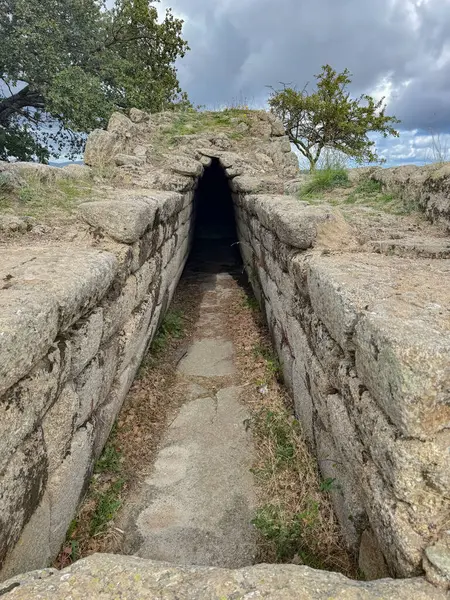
189,158 -> 241,272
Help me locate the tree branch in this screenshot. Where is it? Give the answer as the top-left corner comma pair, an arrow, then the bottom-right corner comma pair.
0,85 -> 45,126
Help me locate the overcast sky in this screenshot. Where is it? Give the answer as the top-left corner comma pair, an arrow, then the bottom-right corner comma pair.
153,0 -> 450,166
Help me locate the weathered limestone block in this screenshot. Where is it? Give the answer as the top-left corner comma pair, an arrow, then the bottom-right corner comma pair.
264,252 -> 296,305
107,112 -> 135,136
329,373 -> 449,572
79,199 -> 156,244
129,108 -> 149,123
264,111 -> 286,137
314,423 -> 364,550
355,301 -> 450,437
2,247 -> 117,336
301,310 -> 344,384
42,383 -> 79,473
362,463 -> 427,577
117,294 -> 156,375
1,553 -> 447,599
134,258 -> 158,306
287,317 -> 336,433
0,493 -> 51,581
231,175 -> 282,194
75,337 -> 119,430
83,129 -> 125,167
153,171 -> 196,193
75,356 -> 106,426
178,203 -> 193,226
306,259 -> 375,352
0,346 -> 62,472
47,425 -> 93,556
424,533 -> 450,590
68,309 -> 104,379
0,215 -> 34,236
160,235 -> 177,269
368,237 -> 450,259
337,379 -> 450,511
130,227 -> 160,271
0,288 -> 58,397
367,163 -> 450,228
248,215 -> 262,241
101,276 -> 138,342
292,357 -> 314,445
0,431 -> 47,567
92,364 -> 138,459
244,195 -> 351,250
167,155 -> 203,177
115,153 -> 144,167
306,254 -> 450,437
358,528 -> 390,580
153,190 -> 185,223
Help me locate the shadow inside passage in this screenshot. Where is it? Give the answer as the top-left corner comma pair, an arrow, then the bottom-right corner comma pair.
185,158 -> 243,276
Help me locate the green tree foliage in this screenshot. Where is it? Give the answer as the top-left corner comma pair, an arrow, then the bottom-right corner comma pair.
269,65 -> 400,171
0,0 -> 189,161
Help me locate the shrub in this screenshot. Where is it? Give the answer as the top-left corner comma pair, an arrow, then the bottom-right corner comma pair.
302,167 -> 349,195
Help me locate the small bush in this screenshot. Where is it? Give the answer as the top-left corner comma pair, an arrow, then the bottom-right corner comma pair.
302,167 -> 349,195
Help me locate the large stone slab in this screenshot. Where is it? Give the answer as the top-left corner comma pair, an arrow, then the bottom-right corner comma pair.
0,431 -> 47,568
0,248 -> 117,395
306,254 -> 450,436
244,194 -> 353,250
125,388 -> 257,568
79,199 -> 156,243
0,553 -> 446,599
178,339 -> 236,377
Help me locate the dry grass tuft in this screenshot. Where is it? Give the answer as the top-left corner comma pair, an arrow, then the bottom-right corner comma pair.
225,280 -> 357,577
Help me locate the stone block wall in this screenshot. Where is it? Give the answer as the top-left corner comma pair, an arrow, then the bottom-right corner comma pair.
234,192 -> 450,579
0,189 -> 194,580
1,108 -> 449,591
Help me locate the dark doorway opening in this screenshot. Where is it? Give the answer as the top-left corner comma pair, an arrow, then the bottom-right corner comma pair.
188,158 -> 241,273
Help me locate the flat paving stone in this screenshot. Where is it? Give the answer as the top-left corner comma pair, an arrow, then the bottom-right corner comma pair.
119,269 -> 258,569
177,339 -> 236,377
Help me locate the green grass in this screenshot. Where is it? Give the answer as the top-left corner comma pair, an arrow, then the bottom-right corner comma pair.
243,291 -> 260,311
344,177 -> 415,214
253,408 -> 296,468
94,423 -> 122,474
0,172 -> 93,218
301,167 -> 350,196
249,405 -> 351,571
252,502 -> 323,565
150,310 -> 185,355
94,443 -> 122,474
352,178 -> 383,195
253,343 -> 282,380
300,171 -> 419,216
164,108 -> 251,142
89,478 -> 125,536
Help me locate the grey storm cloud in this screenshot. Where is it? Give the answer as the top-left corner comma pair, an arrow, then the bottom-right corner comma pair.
161,0 -> 450,135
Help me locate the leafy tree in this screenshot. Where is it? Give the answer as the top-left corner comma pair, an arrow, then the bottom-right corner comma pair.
0,0 -> 189,161
269,65 -> 400,171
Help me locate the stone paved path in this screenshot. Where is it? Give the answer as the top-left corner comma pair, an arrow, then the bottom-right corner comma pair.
120,269 -> 258,568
